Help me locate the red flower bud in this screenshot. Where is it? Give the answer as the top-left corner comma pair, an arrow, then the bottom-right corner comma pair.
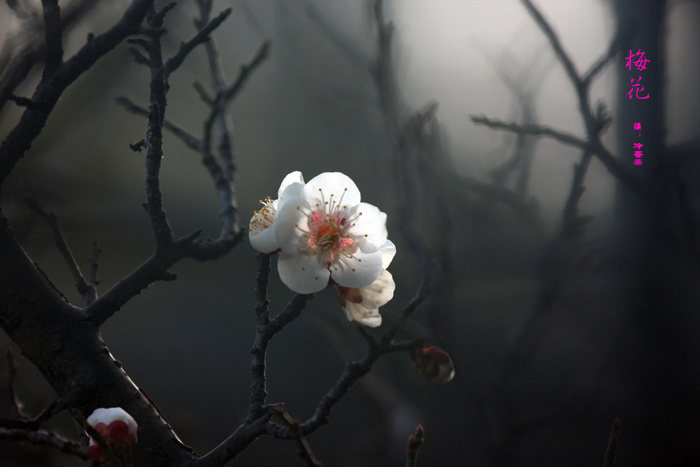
409,346 -> 455,383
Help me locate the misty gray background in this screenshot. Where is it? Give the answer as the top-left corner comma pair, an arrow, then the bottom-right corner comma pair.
1,0 -> 700,466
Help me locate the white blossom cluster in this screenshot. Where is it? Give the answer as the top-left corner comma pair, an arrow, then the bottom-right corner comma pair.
250,172 -> 395,327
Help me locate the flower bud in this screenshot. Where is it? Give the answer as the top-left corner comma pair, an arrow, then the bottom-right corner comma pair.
409,346 -> 455,383
86,407 -> 138,462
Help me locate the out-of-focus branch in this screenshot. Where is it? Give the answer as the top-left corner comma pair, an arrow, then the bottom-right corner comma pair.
470,115 -> 645,200
0,0 -> 155,188
604,418 -> 622,467
116,97 -> 204,151
460,175 -> 543,228
0,0 -> 100,114
471,115 -> 588,150
223,40 -> 271,102
24,198 -> 96,305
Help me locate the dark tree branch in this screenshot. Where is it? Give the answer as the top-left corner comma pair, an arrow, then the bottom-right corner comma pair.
0,0 -> 99,114
164,8 -> 232,78
247,253 -> 272,422
86,240 -> 101,306
24,198 -> 96,305
583,35 -> 619,86
0,349 -> 21,421
267,277 -> 433,440
142,8 -> 174,249
128,46 -> 151,66
85,230 -> 202,325
223,40 -> 271,102
0,397 -> 66,430
460,175 -> 543,227
198,407 -> 276,467
470,115 -> 646,200
0,428 -> 90,460
273,407 -> 322,467
194,0 -> 225,87
0,0 -> 156,188
471,115 -> 588,150
604,418 -> 622,467
520,0 -> 581,89
41,0 -> 64,77
116,97 -> 204,151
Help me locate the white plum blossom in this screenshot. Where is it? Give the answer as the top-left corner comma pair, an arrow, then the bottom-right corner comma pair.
249,171 -> 305,253
336,240 -> 396,327
274,172 -> 389,294
86,407 -> 138,462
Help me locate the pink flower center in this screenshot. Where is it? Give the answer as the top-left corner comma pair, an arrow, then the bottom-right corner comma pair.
306,210 -> 355,264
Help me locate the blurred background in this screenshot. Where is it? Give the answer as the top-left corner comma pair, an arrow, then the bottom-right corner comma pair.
2,0 -> 700,465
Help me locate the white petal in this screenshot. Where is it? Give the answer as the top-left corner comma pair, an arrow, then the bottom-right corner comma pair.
304,172 -> 361,209
330,248 -> 383,289
249,225 -> 279,253
343,301 -> 382,327
278,252 -> 330,293
278,182 -> 305,211
275,198 -> 313,253
277,171 -> 305,198
379,240 -> 396,269
358,269 -> 395,309
347,202 -> 387,253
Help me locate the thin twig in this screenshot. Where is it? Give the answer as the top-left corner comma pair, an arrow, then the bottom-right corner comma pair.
267,278 -> 433,440
604,418 -> 622,467
273,407 -> 322,467
198,407 -> 276,467
24,197 -> 95,304
116,96 -> 204,151
0,428 -> 90,460
223,39 -> 271,102
163,7 -> 232,78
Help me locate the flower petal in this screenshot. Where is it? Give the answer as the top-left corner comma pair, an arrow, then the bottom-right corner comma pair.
277,171 -> 305,198
275,198 -> 313,253
330,248 -> 383,289
343,301 -> 382,327
303,172 -> 361,209
348,203 -> 387,253
358,269 -> 395,309
249,219 -> 279,253
379,240 -> 396,269
278,252 -> 330,293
